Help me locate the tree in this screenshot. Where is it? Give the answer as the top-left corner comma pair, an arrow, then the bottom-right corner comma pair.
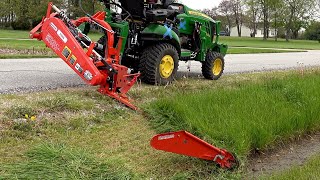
202,8 -> 219,19
0,0 -> 12,27
231,0 -> 245,37
245,0 -> 261,37
269,0 -> 284,41
304,21 -> 320,42
218,0 -> 245,37
282,0 -> 317,41
218,0 -> 233,35
67,0 -> 103,19
258,0 -> 272,40
28,0 -> 63,27
0,0 -> 104,30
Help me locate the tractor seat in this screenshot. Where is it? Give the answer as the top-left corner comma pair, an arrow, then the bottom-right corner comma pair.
146,9 -> 176,22
119,0 -> 145,19
118,0 -> 178,22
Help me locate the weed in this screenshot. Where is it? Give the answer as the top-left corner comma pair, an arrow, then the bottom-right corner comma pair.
12,122 -> 33,132
37,94 -> 93,112
4,105 -> 36,119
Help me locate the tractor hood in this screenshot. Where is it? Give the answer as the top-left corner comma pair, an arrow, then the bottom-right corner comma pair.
181,4 -> 215,23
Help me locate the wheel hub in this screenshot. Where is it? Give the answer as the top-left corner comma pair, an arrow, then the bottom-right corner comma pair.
212,58 -> 223,76
160,55 -> 174,78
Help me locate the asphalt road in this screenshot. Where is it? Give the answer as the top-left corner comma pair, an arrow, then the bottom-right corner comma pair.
1,50 -> 320,93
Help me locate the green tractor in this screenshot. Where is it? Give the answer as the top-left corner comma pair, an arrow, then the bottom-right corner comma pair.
92,0 -> 227,85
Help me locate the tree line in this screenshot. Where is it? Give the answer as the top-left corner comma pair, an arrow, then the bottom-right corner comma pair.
202,0 -> 320,41
0,0 -> 319,41
0,0 -> 103,30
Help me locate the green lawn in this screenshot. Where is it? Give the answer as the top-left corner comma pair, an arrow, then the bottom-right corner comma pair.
0,30 -> 104,58
0,30 -> 103,51
220,36 -> 320,50
0,39 -> 48,50
0,30 -> 31,39
228,48 -> 305,54
0,29 -> 103,40
1,69 -> 320,179
0,29 -> 314,59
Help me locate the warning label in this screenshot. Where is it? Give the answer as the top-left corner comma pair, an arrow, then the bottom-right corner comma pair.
75,63 -> 83,74
45,33 -> 60,52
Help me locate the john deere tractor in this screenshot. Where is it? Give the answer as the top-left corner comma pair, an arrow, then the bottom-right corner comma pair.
92,0 -> 227,85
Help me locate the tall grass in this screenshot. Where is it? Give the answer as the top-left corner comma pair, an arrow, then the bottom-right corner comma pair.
146,73 -> 320,157
0,143 -> 133,179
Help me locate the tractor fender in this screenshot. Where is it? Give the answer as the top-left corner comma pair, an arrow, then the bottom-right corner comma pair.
140,24 -> 181,56
212,43 -> 228,57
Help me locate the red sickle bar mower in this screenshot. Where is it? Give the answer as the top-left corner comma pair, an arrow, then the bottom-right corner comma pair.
30,2 -> 238,170
151,131 -> 239,170
30,2 -> 140,110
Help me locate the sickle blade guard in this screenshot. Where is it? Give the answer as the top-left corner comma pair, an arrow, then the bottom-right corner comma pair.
30,2 -> 139,110
151,131 -> 239,170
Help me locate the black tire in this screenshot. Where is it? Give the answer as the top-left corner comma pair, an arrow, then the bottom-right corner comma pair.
139,43 -> 179,85
202,52 -> 225,80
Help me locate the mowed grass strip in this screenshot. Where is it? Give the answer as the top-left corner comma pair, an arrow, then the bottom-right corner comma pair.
264,154 -> 320,179
146,72 -> 320,158
0,143 -> 133,179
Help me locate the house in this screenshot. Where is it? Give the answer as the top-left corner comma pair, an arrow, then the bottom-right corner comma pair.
230,25 -> 276,38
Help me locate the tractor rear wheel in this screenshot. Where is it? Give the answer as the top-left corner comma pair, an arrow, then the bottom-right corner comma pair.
139,43 -> 179,85
202,52 -> 225,80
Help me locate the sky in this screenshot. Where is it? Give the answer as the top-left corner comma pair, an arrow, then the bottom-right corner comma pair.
180,0 -> 222,10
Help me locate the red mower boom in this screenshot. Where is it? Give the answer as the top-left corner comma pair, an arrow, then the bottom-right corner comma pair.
30,2 -> 139,110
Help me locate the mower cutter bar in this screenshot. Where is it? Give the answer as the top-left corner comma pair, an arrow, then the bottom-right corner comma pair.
151,131 -> 239,170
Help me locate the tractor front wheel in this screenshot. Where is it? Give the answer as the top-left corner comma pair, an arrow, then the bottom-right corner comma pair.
202,52 -> 225,80
139,43 -> 179,85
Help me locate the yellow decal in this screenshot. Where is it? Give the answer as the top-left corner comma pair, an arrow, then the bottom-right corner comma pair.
188,11 -> 211,19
